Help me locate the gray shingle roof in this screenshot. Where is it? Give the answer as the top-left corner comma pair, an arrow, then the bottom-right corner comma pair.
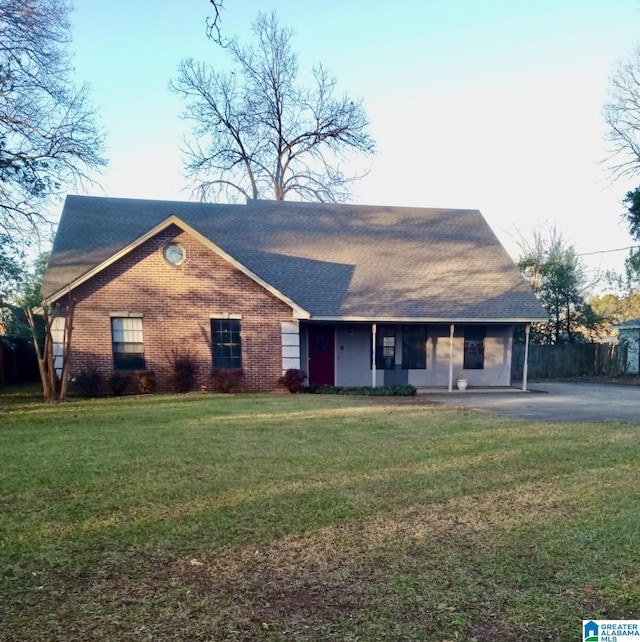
43,195 -> 547,321
612,318 -> 640,330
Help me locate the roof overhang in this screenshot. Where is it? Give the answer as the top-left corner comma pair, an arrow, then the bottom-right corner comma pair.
46,215 -> 311,319
307,316 -> 549,323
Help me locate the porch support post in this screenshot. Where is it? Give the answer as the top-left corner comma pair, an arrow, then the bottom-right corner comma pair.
371,323 -> 377,388
522,323 -> 530,391
448,323 -> 455,392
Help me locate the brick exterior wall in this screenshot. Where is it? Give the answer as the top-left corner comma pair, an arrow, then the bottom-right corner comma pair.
68,225 -> 295,392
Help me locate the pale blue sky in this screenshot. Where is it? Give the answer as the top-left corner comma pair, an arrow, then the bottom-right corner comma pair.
68,1 -> 640,280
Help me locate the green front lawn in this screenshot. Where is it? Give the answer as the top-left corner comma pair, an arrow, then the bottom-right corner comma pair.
1,392 -> 638,641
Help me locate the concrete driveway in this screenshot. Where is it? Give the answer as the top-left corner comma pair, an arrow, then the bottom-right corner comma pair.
426,382 -> 640,423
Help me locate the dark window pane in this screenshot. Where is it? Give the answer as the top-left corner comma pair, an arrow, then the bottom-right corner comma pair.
463,326 -> 485,370
113,351 -> 146,370
402,325 -> 426,369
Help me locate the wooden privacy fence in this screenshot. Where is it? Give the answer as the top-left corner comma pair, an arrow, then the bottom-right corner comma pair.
511,342 -> 628,380
0,338 -> 40,386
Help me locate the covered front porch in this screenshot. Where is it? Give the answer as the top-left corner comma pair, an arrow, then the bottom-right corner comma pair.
281,321 -> 532,391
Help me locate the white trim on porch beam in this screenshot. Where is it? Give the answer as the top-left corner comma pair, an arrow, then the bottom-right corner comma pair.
310,315 -> 547,323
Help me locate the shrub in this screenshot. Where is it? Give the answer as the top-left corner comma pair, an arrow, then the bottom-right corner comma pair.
135,370 -> 155,394
74,364 -> 103,397
278,368 -> 307,393
109,372 -> 129,396
168,348 -> 199,393
388,384 -> 417,396
211,368 -> 244,393
306,384 -> 416,396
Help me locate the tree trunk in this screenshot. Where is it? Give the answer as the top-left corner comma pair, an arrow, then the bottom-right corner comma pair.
59,299 -> 76,400
44,315 -> 57,399
24,298 -> 76,402
26,306 -> 53,402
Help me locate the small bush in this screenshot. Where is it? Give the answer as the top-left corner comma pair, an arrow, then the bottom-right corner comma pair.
278,368 -> 307,393
135,370 -> 155,394
308,385 -> 341,395
306,384 -> 416,396
74,365 -> 103,397
109,372 -> 129,396
106,370 -> 155,396
211,368 -> 244,393
168,349 -> 199,393
388,384 -> 417,396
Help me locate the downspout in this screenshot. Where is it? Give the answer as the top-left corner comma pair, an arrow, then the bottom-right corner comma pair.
448,323 -> 454,392
371,323 -> 377,388
522,323 -> 530,392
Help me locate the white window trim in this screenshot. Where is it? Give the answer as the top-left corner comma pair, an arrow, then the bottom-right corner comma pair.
209,313 -> 242,319
109,311 -> 144,318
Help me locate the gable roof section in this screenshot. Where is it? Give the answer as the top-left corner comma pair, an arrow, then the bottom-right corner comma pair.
45,213 -> 310,318
43,195 -> 548,322
611,318 -> 640,330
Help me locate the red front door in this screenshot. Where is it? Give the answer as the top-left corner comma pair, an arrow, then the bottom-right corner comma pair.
308,325 -> 335,386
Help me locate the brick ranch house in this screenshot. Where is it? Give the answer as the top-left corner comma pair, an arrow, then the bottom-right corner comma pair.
41,196 -> 547,392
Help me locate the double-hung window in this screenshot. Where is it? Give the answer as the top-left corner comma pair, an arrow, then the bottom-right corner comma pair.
463,326 -> 485,369
374,325 -> 396,369
374,325 -> 428,370
111,317 -> 145,370
211,318 -> 242,369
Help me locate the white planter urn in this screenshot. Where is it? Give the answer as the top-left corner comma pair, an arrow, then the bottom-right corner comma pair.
456,378 -> 468,391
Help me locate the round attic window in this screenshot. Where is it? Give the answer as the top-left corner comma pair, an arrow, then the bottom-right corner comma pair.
163,243 -> 185,265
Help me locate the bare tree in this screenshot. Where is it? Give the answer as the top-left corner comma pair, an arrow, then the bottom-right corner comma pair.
604,46 -> 640,179
0,0 -> 105,254
1,0 -> 103,398
171,12 -> 375,203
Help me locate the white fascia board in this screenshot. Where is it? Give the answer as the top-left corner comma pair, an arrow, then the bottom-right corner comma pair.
308,315 -> 548,323
47,215 -> 311,319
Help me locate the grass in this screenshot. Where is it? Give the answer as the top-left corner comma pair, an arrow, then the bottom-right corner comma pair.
1,389 -> 639,641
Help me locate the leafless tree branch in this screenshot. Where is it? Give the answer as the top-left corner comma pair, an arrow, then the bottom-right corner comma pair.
0,0 -> 106,252
171,11 -> 375,203
604,46 -> 640,180
206,0 -> 224,44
